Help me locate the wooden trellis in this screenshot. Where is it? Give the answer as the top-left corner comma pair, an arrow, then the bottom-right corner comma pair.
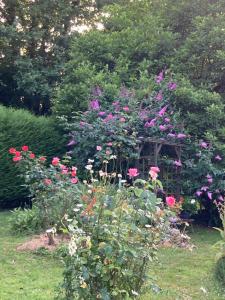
135,138 -> 183,198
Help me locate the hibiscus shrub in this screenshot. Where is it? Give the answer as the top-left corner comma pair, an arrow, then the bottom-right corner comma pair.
181,141 -> 225,226
0,106 -> 66,208
63,71 -> 187,177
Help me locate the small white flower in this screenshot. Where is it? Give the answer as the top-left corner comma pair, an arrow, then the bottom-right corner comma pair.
68,238 -> 77,256
120,179 -> 127,183
111,172 -> 117,177
118,174 -> 122,178
88,159 -> 94,163
145,224 -> 151,228
89,170 -> 94,174
99,170 -> 107,177
91,178 -> 98,182
85,164 -> 93,170
110,155 -> 117,159
87,189 -> 92,194
200,287 -> 207,294
191,199 -> 196,204
76,204 -> 83,207
131,290 -> 139,296
73,208 -> 80,212
83,180 -> 87,184
103,160 -> 109,164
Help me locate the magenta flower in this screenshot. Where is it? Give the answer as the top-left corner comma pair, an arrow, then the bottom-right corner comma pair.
206,174 -> 213,184
98,111 -> 106,116
156,71 -> 164,84
112,101 -> 119,106
164,117 -> 170,123
168,133 -> 176,138
218,195 -> 224,201
207,192 -> 212,200
120,117 -> 126,122
123,106 -> 129,112
144,118 -> 156,128
96,146 -> 102,151
200,141 -> 208,149
90,99 -> 100,110
215,155 -> 222,161
159,125 -> 167,131
127,168 -> 139,178
107,142 -> 113,146
104,114 -> 114,122
158,106 -> 168,117
67,139 -> 76,146
196,190 -> 202,197
177,133 -> 186,139
168,82 -> 177,90
174,160 -> 182,167
156,90 -> 163,101
201,186 -> 209,192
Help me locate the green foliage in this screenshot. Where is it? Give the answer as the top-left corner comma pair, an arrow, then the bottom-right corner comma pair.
0,0 -> 96,114
0,106 -> 65,208
10,207 -> 42,234
8,148 -> 81,229
63,74 -> 186,175
59,172 -> 171,299
215,256 -> 225,285
54,0 -> 225,152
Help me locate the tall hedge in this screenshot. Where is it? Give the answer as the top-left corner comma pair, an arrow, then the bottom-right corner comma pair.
0,106 -> 66,208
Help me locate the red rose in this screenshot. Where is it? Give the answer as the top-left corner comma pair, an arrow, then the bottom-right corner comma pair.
15,151 -> 21,157
21,145 -> 29,151
29,153 -> 35,159
13,156 -> 22,162
9,148 -> 17,154
39,156 -> 46,162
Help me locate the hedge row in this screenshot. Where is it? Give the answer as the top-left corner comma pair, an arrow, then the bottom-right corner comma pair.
0,105 -> 66,208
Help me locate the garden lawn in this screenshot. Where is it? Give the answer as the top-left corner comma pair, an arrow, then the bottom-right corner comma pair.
0,211 -> 225,300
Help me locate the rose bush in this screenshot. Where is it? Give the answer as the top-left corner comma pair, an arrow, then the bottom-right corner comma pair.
9,146 -> 81,230
58,163 -> 176,299
9,145 -> 178,298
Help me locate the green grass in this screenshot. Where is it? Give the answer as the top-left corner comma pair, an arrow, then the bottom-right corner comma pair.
0,211 -> 62,300
0,211 -> 225,300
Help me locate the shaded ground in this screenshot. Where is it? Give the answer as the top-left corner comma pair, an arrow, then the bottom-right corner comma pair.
0,211 -> 225,300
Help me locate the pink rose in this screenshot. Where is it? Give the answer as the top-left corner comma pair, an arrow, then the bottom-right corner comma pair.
13,156 -> 22,162
71,178 -> 78,184
166,196 -> 176,207
127,168 -> 139,178
52,157 -> 60,166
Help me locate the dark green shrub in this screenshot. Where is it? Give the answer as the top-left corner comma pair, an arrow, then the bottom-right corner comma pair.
215,256 -> 225,285
10,207 -> 42,234
0,105 -> 66,208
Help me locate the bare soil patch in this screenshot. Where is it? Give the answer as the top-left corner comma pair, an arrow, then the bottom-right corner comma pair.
16,233 -> 69,252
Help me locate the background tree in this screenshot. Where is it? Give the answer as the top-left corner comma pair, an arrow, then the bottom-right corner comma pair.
0,0 -> 95,114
